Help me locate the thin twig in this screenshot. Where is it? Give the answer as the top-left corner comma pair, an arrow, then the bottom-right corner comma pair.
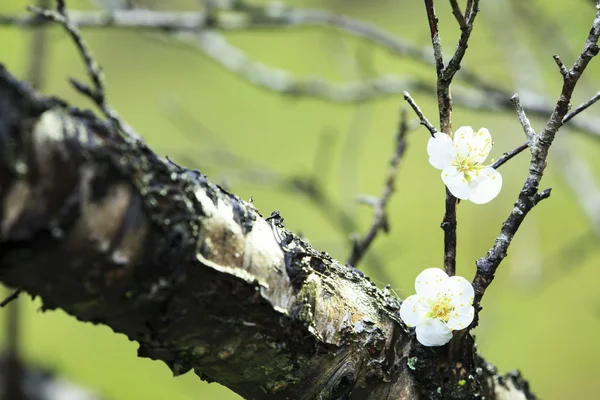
491,142 -> 529,169
0,290 -> 22,308
403,91 -> 437,136
424,0 -> 444,77
465,0 -> 475,22
472,7 -> 600,318
553,54 -> 569,78
563,91 -> 600,124
4,6 -> 600,142
422,0 -> 480,277
347,109 -> 409,268
449,0 -> 467,29
510,93 -> 536,144
27,1 -> 142,143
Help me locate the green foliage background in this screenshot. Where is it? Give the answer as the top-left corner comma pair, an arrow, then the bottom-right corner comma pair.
1,0 -> 600,398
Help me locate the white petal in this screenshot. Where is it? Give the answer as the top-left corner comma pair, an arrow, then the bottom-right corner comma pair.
415,268 -> 449,299
469,128 -> 493,164
446,306 -> 475,330
442,166 -> 470,200
446,275 -> 475,309
427,132 -> 455,170
400,295 -> 428,328
467,167 -> 502,204
452,126 -> 475,158
415,319 -> 453,346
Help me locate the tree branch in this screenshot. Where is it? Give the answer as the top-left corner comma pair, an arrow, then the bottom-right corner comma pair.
347,109 -> 409,268
472,7 -> 600,314
0,63 -> 535,400
2,5 -> 600,144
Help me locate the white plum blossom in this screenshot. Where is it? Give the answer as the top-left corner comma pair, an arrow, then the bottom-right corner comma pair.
427,126 -> 502,204
400,268 -> 475,347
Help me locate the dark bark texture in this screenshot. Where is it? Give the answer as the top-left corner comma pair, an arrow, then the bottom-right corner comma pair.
0,65 -> 534,400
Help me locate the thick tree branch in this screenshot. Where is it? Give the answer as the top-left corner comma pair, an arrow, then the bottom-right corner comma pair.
0,64 -> 535,400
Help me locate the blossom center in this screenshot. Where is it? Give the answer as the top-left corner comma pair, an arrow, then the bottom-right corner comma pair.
429,296 -> 454,322
452,156 -> 474,173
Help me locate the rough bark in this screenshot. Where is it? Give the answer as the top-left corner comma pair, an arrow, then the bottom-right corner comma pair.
0,65 -> 534,400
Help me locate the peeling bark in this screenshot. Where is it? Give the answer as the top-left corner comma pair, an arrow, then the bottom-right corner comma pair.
0,65 -> 535,400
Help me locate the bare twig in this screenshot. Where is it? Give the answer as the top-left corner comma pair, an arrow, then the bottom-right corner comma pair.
403,91 -> 437,136
27,1 -> 142,143
465,0 -> 475,22
422,0 -> 480,277
0,290 -> 22,308
510,94 -> 536,144
491,143 -> 529,169
472,7 -> 600,315
424,0 -> 444,76
553,54 -> 569,78
449,0 -> 467,29
347,109 -> 409,268
563,91 -> 600,124
3,5 -> 600,142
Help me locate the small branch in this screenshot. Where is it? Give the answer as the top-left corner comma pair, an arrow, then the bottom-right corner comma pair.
491,142 -> 529,169
0,291 -> 22,308
403,91 -> 437,136
473,7 -> 600,315
563,91 -> 600,124
424,0 -> 444,76
347,109 -> 409,268
510,94 -> 536,145
27,1 -> 142,143
465,0 -> 475,22
4,6 -> 600,142
441,188 -> 458,277
422,0 -> 480,277
449,0 -> 467,29
553,54 -> 569,78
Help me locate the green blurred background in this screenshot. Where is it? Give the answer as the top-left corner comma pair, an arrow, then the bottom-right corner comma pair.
1,0 -> 600,398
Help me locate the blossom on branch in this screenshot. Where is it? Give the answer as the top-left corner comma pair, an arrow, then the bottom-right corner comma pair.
400,268 -> 475,347
427,126 -> 502,204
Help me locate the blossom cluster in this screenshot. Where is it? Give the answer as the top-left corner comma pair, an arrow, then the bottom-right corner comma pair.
399,125 -> 499,346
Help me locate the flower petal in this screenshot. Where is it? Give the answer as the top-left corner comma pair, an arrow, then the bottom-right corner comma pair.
446,306 -> 475,330
446,275 -> 475,310
467,167 -> 502,204
469,128 -> 493,164
415,268 -> 449,299
452,126 -> 475,158
400,294 -> 429,328
442,166 -> 470,200
427,132 -> 455,170
415,318 -> 453,346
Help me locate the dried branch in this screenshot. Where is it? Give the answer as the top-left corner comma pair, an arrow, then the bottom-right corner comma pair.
27,2 -> 141,142
347,109 -> 409,268
472,7 -> 600,314
403,91 -> 437,136
449,0 -> 467,29
563,91 -> 600,123
422,0 -> 480,277
491,143 -> 529,169
2,4 -> 600,142
510,94 -> 536,145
